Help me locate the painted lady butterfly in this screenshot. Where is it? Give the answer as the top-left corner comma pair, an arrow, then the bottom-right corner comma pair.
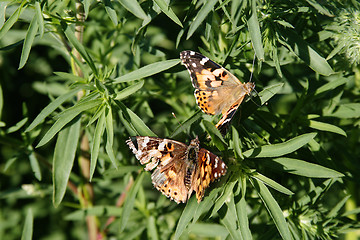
180,50 -> 255,133
126,136 -> 227,203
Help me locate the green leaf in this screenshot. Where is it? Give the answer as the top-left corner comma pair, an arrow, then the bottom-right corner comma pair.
247,0 -> 264,60
314,77 -> 347,96
26,87 -> 81,132
19,15 -> 39,69
35,1 -> 44,39
202,120 -> 227,151
261,157 -> 344,178
62,22 -> 97,76
7,117 -> 28,134
251,172 -> 294,195
0,2 -> 7,29
105,106 -> 117,168
37,99 -> 102,147
236,194 -> 252,240
187,0 -> 218,39
326,195 -> 351,218
189,223 -> 228,238
154,0 -> 183,27
54,72 -> 87,82
21,208 -> 33,240
231,126 -> 243,159
258,83 -> 284,105
147,215 -> 159,240
192,186 -> 222,223
103,0 -> 118,26
174,196 -> 198,240
280,28 -> 334,76
324,103 -> 360,119
210,181 -> 237,218
243,133 -> 317,158
251,178 -> 292,240
114,59 -> 180,83
0,3 -> 25,40
118,0 -> 149,20
220,197 -> 243,240
125,107 -> 157,137
170,110 -> 202,138
309,120 -> 347,136
120,172 -> 145,232
114,80 -> 144,100
90,110 -> 106,181
53,116 -> 81,207
29,151 -> 41,181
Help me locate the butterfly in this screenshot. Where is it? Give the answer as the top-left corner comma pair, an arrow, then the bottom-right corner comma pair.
180,50 -> 255,133
126,136 -> 227,203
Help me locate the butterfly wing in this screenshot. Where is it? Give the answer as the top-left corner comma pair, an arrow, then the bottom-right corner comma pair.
126,136 -> 190,203
191,149 -> 227,202
180,50 -> 255,132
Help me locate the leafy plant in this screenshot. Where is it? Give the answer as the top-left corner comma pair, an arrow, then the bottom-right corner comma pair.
1,0 -> 359,239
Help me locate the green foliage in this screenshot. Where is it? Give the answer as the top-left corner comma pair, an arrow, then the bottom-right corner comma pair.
1,0 -> 360,239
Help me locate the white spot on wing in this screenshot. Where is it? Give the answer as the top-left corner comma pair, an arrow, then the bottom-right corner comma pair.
221,162 -> 225,169
214,157 -> 218,168
142,136 -> 150,148
200,57 -> 209,65
190,51 -> 195,55
158,141 -> 166,151
214,172 -> 218,178
192,62 -> 197,67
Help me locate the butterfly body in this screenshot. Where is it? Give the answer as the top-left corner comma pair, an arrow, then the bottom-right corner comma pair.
126,136 -> 227,203
180,51 -> 255,131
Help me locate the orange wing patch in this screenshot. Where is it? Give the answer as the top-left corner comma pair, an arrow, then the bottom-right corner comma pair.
194,89 -> 221,115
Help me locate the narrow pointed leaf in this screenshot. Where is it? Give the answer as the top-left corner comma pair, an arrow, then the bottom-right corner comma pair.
126,107 -> 156,137
174,196 -> 198,240
19,16 -> 39,69
262,157 -> 344,178
53,116 -> 81,207
37,99 -> 102,147
118,0 -> 149,20
103,0 -> 118,26
154,0 -> 183,27
170,110 -> 202,138
35,1 -> 44,38
258,83 -> 284,105
280,28 -> 334,76
243,133 -> 317,158
248,0 -> 264,60
252,172 -> 294,195
187,0 -> 218,39
21,208 -> 33,240
114,59 -> 179,83
236,195 -> 252,240
26,87 -> 80,132
114,80 -> 144,100
0,4 -> 25,40
309,120 -> 347,136
251,178 -> 292,240
120,172 -> 145,232
62,23 -> 97,76
29,151 -> 41,181
221,197 -> 243,240
90,111 -> 106,181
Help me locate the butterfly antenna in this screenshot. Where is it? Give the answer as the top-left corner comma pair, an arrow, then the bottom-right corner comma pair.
171,112 -> 192,139
248,53 -> 261,107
